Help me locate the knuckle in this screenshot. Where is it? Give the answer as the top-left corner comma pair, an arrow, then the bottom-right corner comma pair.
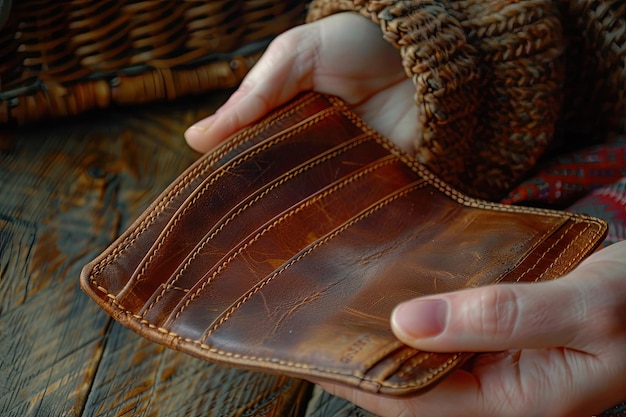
465,286 -> 522,341
569,275 -> 626,344
263,25 -> 318,90
267,31 -> 295,58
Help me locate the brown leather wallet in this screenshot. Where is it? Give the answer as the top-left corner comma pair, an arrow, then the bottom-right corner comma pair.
80,92 -> 607,396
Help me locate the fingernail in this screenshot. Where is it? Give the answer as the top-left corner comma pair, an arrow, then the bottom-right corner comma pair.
187,124 -> 208,133
184,122 -> 212,145
184,124 -> 205,137
392,299 -> 448,339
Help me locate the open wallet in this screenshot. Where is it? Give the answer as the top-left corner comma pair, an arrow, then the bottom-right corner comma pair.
80,92 -> 607,396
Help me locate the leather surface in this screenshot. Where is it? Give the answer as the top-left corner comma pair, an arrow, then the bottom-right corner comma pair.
80,92 -> 607,396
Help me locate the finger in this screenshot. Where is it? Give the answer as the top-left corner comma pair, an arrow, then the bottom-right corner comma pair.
184,23 -> 318,153
391,240 -> 626,352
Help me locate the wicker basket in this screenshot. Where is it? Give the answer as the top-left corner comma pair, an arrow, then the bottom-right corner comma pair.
0,0 -> 306,126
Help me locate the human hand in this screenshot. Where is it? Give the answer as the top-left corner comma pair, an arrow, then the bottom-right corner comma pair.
317,240 -> 626,417
184,12 -> 418,154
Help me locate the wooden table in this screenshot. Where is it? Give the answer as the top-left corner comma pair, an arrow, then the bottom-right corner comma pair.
0,92 -> 378,417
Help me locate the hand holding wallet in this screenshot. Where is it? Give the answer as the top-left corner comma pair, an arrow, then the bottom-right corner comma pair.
80,92 -> 606,396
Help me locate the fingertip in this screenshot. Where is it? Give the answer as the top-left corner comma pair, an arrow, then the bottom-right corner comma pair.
391,299 -> 448,344
184,122 -> 214,153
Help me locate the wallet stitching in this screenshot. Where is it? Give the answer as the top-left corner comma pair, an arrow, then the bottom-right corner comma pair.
127,300 -> 461,387
368,348 -> 433,380
90,134 -> 251,275
88,283 -> 465,387
472,218 -> 563,287
395,354 -> 461,387
329,96 -> 609,228
140,133 -> 372,317
557,223 -> 602,276
535,223 -> 595,283
512,222 -> 577,283
90,93 -> 322,276
130,106 -> 341,288
397,350 -> 425,369
171,155 -> 402,323
200,180 -> 427,341
395,351 -> 433,378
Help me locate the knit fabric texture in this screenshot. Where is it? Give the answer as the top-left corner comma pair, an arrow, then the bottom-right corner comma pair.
307,0 -> 626,201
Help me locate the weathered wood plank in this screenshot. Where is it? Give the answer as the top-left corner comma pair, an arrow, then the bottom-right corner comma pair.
0,115 -> 126,416
0,122 -> 123,313
0,279 -> 109,416
83,322 -> 312,417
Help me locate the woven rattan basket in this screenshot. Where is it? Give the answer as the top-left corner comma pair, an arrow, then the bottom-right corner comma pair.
0,0 -> 306,126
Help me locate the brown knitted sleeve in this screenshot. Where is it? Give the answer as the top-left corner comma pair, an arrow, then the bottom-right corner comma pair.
307,0 -> 566,201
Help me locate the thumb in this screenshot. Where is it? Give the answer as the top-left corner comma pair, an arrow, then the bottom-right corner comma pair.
391,241 -> 626,352
184,23 -> 318,153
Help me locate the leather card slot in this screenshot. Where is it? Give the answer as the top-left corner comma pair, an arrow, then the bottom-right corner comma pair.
502,216 -> 606,284
193,181 -> 430,358
162,157 -> 422,339
138,134 -> 394,324
371,349 -> 466,394
358,345 -> 465,394
82,93 -> 327,296
114,105 -> 352,309
193,183 -> 580,372
361,345 -> 422,383
234,92 -> 333,147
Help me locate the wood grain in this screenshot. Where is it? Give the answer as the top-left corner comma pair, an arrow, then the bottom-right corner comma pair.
83,323 -> 312,417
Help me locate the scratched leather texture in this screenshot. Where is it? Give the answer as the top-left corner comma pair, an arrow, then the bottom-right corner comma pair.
80,92 -> 607,396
